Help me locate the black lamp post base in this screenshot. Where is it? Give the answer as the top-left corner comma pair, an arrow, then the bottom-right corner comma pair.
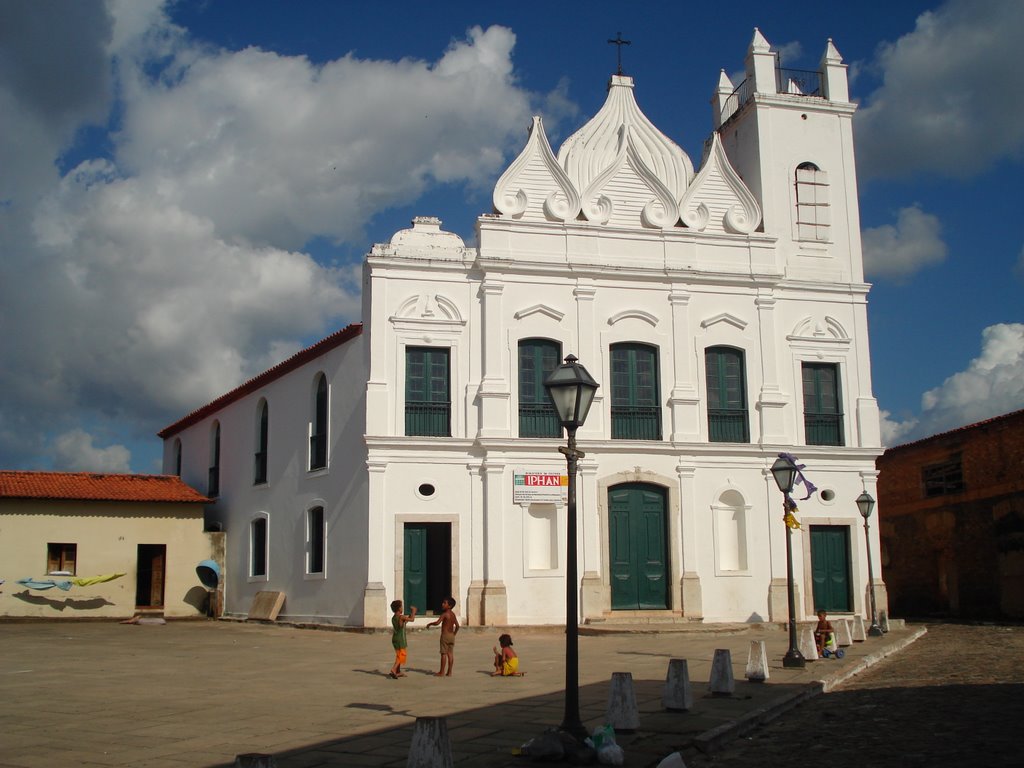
868,624 -> 884,637
558,721 -> 588,741
782,649 -> 806,668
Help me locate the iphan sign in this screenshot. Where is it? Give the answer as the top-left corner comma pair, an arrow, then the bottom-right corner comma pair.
513,469 -> 568,505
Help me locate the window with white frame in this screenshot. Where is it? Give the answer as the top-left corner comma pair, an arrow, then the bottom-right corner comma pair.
250,516 -> 268,578
310,373 -> 328,471
254,399 -> 269,485
307,506 -> 325,575
795,162 -> 830,241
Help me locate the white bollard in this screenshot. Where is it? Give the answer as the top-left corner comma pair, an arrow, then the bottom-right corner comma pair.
836,618 -> 853,647
745,640 -> 769,682
234,756 -> 277,768
852,615 -> 867,642
656,751 -> 688,768
606,672 -> 640,730
407,716 -> 453,768
606,671 -> 640,731
799,627 -> 819,660
663,658 -> 693,711
707,648 -> 734,695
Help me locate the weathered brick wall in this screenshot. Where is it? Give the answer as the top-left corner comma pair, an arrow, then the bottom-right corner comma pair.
877,409 -> 1024,619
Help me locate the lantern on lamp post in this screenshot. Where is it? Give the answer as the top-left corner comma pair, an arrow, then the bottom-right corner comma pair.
770,455 -> 806,668
544,354 -> 599,739
856,491 -> 884,637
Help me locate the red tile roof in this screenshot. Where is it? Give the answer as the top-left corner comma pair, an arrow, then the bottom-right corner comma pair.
0,471 -> 210,504
158,322 -> 363,439
885,408 -> 1024,453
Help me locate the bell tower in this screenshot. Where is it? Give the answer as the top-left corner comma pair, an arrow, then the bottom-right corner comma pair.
712,29 -> 864,284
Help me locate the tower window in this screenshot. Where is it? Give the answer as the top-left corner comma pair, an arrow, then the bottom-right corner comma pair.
795,162 -> 830,242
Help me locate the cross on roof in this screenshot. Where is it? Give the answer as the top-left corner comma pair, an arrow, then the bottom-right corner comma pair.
607,32 -> 631,76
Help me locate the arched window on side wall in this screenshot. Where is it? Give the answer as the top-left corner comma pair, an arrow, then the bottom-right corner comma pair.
208,422 -> 221,497
307,505 -> 325,575
310,373 -> 328,470
254,399 -> 269,485
250,515 -> 268,579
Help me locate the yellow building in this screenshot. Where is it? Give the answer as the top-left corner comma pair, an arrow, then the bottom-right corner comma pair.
0,471 -> 218,619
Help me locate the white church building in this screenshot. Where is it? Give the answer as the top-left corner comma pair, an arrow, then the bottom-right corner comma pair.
160,30 -> 887,629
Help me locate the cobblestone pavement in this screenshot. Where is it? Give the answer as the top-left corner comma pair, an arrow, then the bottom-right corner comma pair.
684,623 -> 1024,768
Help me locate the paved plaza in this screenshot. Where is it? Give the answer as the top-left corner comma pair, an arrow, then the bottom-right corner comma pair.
0,618 -> 924,767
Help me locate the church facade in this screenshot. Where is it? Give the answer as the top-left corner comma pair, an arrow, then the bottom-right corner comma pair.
160,30 -> 887,628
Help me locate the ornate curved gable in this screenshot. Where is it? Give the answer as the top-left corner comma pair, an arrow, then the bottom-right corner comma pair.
492,117 -> 580,222
679,133 -> 762,234
557,75 -> 694,230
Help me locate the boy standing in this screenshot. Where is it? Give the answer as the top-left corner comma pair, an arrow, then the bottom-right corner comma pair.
427,597 -> 459,676
389,599 -> 416,679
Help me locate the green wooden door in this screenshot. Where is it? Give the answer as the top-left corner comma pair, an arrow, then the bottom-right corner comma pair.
403,524 -> 428,613
810,525 -> 852,612
609,484 -> 669,610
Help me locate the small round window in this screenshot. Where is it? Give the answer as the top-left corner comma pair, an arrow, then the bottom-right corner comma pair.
417,483 -> 436,498
819,488 -> 836,503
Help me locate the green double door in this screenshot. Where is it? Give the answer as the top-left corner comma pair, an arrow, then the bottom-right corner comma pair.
609,483 -> 669,610
810,525 -> 852,612
403,523 -> 451,616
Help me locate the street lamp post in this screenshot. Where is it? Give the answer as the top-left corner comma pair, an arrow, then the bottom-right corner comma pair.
544,354 -> 599,740
770,455 -> 806,668
856,491 -> 884,637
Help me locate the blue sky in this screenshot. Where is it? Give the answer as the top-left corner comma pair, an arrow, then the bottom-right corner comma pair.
1,0 -> 1021,473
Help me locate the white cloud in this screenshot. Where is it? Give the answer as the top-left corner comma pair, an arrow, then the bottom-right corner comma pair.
892,323 -> 1024,445
0,2 -> 561,470
862,205 -> 947,281
114,23 -> 531,250
53,429 -> 131,472
879,410 -> 918,448
856,0 -> 1024,179
774,41 -> 803,67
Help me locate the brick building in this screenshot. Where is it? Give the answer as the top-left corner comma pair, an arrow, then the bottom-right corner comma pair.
877,409 -> 1024,620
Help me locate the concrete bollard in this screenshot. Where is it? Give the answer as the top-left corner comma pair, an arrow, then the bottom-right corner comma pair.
234,756 -> 277,768
745,640 -> 769,682
836,619 -> 853,647
662,658 -> 693,711
799,627 -> 819,660
606,671 -> 640,731
879,610 -> 890,633
852,615 -> 867,642
407,716 -> 453,768
707,648 -> 734,695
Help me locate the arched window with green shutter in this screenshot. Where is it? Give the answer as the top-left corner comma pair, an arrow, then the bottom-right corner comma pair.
610,343 -> 661,440
802,362 -> 844,445
705,346 -> 749,443
405,347 -> 451,436
518,338 -> 561,437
